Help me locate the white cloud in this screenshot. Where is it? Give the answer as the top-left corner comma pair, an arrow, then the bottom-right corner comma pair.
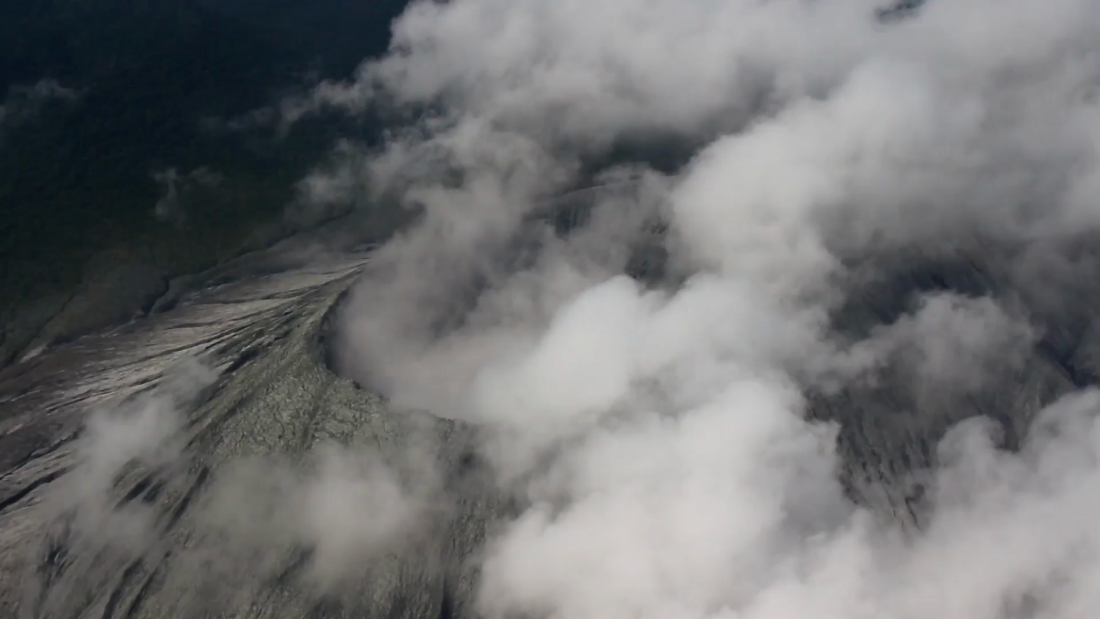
197,441 -> 435,593
271,0 -> 1100,615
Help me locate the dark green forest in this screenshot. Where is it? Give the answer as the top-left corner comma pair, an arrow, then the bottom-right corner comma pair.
0,0 -> 408,310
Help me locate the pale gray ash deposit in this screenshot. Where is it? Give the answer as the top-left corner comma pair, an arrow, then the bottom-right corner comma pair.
8,1 -> 1100,619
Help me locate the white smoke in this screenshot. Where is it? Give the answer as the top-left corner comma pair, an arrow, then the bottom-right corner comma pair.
58,357 -> 216,552
49,356 -> 432,599
198,441 -> 435,593
286,0 -> 1100,618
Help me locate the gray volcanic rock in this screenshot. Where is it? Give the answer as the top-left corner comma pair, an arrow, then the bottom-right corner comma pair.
813,245 -> 1099,531
0,250 -> 505,619
0,224 -> 1097,618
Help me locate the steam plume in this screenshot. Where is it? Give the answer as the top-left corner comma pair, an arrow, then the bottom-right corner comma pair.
290,1 -> 1100,618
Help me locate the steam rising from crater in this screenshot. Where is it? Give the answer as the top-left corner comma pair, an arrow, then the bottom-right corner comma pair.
295,0 -> 1100,617
54,1 -> 1100,617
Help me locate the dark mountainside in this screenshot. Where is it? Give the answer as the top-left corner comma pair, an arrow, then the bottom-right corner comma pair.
0,0 -> 410,366
4,1 -> 1100,618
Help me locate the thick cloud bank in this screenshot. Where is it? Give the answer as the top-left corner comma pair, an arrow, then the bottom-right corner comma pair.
56,1 -> 1100,618
291,0 -> 1100,618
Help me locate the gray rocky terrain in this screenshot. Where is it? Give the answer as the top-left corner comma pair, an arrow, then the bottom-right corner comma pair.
0,239 -> 504,619
1,208 -> 1097,618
